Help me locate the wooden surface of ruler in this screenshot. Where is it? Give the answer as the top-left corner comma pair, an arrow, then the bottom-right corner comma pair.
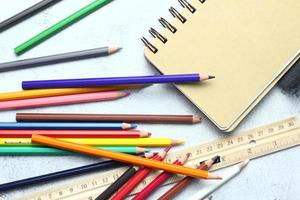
22,117 -> 300,200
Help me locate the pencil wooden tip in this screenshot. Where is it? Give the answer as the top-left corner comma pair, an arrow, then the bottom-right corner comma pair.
207,173 -> 222,180
136,147 -> 148,153
122,123 -> 137,129
118,91 -> 130,97
238,159 -> 250,169
192,116 -> 202,123
200,74 -> 215,81
172,139 -> 185,145
140,131 -> 151,137
108,47 -> 122,54
163,145 -> 173,153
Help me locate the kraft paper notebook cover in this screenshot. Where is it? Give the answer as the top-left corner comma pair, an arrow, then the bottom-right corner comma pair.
143,0 -> 300,131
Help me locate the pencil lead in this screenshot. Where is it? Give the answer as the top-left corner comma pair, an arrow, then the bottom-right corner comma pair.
163,145 -> 173,153
181,153 -> 192,164
212,155 -> 221,164
192,116 -> 202,123
208,75 -> 215,79
108,47 -> 122,54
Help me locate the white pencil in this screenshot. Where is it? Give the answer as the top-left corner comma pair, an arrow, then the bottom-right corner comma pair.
190,160 -> 249,200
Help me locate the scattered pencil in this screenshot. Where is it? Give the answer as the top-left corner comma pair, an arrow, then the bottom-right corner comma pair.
158,155 -> 220,200
0,138 -> 183,147
111,146 -> 172,200
190,160 -> 249,200
0,122 -> 136,130
14,0 -> 114,55
0,47 -> 121,73
16,113 -> 202,124
0,0 -> 62,33
0,146 -> 150,155
0,85 -> 141,102
21,73 -> 215,90
0,129 -> 150,138
133,153 -> 191,200
0,91 -> 130,111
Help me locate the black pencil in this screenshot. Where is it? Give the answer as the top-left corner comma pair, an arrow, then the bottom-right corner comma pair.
0,0 -> 62,33
0,160 -> 127,192
96,166 -> 138,200
0,47 -> 121,73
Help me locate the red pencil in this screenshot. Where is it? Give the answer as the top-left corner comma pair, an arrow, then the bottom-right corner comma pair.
133,153 -> 191,200
111,146 -> 172,200
0,129 -> 151,138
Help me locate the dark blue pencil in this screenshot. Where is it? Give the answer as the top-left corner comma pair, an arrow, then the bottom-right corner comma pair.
0,122 -> 137,130
22,73 -> 215,89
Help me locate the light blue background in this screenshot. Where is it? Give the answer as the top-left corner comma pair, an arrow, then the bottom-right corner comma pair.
0,0 -> 299,199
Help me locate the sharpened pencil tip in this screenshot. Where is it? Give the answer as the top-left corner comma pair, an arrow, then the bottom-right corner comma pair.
108,47 -> 122,54
239,159 -> 250,169
208,75 -> 215,79
172,139 -> 185,145
163,145 -> 173,153
140,131 -> 151,137
122,123 -> 137,129
192,116 -> 202,123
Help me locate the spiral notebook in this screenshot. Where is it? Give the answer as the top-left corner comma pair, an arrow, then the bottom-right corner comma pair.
143,0 -> 300,131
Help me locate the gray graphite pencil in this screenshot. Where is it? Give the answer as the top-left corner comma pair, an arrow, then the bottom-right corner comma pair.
0,47 -> 121,73
0,0 -> 62,33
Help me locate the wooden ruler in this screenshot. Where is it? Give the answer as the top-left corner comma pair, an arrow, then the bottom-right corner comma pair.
22,117 -> 300,200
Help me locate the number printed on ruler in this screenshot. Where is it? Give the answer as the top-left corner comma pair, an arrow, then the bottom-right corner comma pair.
22,117 -> 300,200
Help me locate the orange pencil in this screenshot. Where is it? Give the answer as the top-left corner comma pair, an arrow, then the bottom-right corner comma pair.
31,135 -> 221,179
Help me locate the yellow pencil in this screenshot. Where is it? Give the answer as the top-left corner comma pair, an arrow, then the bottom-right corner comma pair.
0,138 -> 184,147
0,85 -> 143,102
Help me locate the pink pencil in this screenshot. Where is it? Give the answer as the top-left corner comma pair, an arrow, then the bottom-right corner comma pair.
0,91 -> 129,111
132,153 -> 191,200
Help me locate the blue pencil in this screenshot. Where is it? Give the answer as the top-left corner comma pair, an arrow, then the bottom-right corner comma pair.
0,122 -> 137,130
22,73 -> 215,89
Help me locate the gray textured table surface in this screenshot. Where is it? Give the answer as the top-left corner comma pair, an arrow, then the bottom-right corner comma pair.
0,0 -> 299,199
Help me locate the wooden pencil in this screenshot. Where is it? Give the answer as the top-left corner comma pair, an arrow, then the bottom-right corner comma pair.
0,85 -> 141,102
0,47 -> 121,73
0,129 -> 150,138
133,153 -> 191,200
0,138 -> 183,147
0,91 -> 129,111
0,0 -> 62,33
111,147 -> 172,200
31,135 -> 221,179
16,113 -> 202,124
158,156 -> 220,200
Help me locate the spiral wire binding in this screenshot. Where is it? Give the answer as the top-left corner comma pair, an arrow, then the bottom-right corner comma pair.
142,0 -> 206,53
178,0 -> 197,13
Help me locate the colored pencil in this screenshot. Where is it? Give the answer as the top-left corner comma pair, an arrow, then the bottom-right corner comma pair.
133,153 -> 191,200
0,153 -> 155,192
0,160 -> 126,192
14,0 -> 114,55
0,138 -> 183,147
31,135 -> 221,179
96,166 -> 139,200
0,91 -> 129,111
0,0 -> 61,33
0,47 -> 121,73
0,85 -> 141,102
22,73 -> 215,89
111,147 -> 171,200
158,156 -> 220,200
0,130 -> 150,138
0,146 -> 150,155
16,113 -> 202,124
0,122 -> 135,130
190,160 -> 249,200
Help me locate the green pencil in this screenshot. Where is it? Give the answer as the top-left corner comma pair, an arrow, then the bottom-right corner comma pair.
15,0 -> 113,55
0,146 -> 149,155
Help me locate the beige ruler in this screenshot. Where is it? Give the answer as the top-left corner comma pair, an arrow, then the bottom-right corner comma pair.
22,117 -> 300,200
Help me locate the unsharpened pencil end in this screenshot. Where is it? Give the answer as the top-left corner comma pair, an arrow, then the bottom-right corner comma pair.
192,116 -> 202,124
108,47 -> 122,54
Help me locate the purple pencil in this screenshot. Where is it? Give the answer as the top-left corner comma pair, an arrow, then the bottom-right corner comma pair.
22,73 -> 215,89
